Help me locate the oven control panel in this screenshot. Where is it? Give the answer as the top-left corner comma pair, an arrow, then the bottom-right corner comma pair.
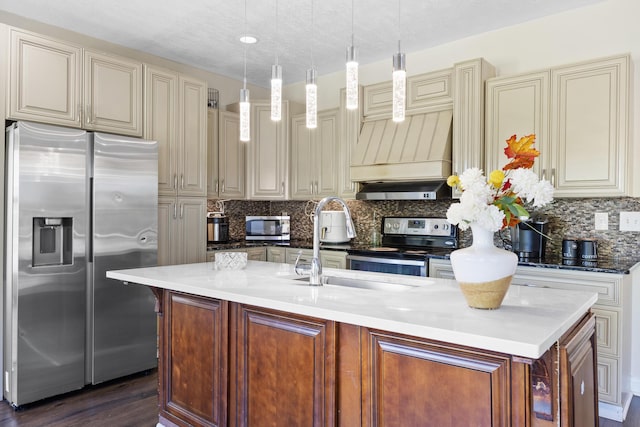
382,217 -> 453,237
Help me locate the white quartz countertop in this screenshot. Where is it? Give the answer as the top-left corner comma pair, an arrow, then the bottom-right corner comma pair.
107,260 -> 598,359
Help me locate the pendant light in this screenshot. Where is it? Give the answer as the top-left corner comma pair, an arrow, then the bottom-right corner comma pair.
306,0 -> 317,129
345,0 -> 358,110
392,0 -> 406,123
239,0 -> 251,141
270,0 -> 282,121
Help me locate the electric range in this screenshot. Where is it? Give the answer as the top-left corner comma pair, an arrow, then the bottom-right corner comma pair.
347,217 -> 458,276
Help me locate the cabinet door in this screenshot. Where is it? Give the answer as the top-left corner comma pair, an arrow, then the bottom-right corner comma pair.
361,328 -> 511,426
550,55 -> 629,197
9,28 -> 82,127
218,111 -> 245,199
157,196 -> 178,266
178,75 -> 207,197
230,304 -> 336,427
83,49 -> 142,136
144,65 -> 178,196
452,58 -> 495,197
315,110 -> 340,197
485,71 -> 549,177
160,292 -> 228,427
207,109 -> 220,198
319,251 -> 347,269
286,248 -> 313,265
338,88 -> 360,199
290,114 -> 315,199
177,197 -> 206,264
266,247 -> 286,263
559,313 -> 598,427
248,101 -> 289,199
244,247 -> 267,261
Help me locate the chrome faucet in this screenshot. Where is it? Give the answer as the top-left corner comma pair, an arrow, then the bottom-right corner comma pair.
308,196 -> 356,286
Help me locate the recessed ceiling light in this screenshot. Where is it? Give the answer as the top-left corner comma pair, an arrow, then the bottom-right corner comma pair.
240,35 -> 258,44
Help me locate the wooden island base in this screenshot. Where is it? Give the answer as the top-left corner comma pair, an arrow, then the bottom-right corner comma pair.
153,289 -> 598,427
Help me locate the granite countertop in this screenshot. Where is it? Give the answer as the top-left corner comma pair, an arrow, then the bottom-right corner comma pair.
107,261 -> 597,359
208,240 -> 639,275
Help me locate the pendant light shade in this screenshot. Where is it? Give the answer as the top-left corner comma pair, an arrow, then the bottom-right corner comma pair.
392,48 -> 406,122
270,64 -> 282,121
306,67 -> 317,129
239,88 -> 251,141
346,45 -> 358,110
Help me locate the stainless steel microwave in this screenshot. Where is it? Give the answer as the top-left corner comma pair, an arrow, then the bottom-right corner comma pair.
245,216 -> 290,241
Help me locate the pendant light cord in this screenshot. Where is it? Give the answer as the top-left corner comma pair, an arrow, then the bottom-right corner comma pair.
310,0 -> 315,68
275,0 -> 279,65
397,0 -> 401,51
351,0 -> 354,46
243,0 -> 248,90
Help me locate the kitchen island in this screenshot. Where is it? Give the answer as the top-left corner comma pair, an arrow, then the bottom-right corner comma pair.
108,261 -> 599,427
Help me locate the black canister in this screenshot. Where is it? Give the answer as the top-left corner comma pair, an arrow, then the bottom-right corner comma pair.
562,238 -> 579,259
579,238 -> 598,260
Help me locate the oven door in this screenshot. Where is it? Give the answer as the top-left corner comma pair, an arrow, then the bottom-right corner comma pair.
347,255 -> 427,277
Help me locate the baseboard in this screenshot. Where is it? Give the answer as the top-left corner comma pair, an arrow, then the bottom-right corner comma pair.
598,392 -> 633,422
630,376 -> 640,396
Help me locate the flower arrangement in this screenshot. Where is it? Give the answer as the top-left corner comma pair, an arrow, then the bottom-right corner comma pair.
446,134 -> 554,232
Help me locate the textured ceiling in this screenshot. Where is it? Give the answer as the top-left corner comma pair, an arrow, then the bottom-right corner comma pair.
0,0 -> 602,88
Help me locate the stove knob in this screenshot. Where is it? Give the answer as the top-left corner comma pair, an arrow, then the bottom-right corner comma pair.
434,224 -> 439,229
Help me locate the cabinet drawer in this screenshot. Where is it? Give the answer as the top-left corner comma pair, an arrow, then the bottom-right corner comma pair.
596,356 -> 619,405
592,307 -> 619,357
513,267 -> 621,307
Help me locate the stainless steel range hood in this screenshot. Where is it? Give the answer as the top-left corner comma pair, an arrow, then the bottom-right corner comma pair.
356,180 -> 450,200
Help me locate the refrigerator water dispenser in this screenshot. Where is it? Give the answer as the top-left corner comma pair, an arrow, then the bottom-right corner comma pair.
32,217 -> 73,266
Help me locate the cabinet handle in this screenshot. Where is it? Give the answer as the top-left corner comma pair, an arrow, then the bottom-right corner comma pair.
173,203 -> 177,219
281,182 -> 285,194
551,168 -> 556,187
221,179 -> 225,193
77,103 -> 82,123
181,174 -> 185,189
310,183 -> 313,194
315,181 -> 318,194
541,169 -> 547,181
215,179 -> 219,193
173,174 -> 178,190
180,203 -> 184,219
86,105 -> 91,124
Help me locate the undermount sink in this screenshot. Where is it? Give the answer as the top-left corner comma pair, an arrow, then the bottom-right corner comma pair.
294,275 -> 418,292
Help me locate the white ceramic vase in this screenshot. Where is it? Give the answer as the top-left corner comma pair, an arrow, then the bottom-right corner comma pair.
450,223 -> 518,309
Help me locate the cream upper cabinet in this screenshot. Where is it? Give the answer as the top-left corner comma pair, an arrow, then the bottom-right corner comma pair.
485,70 -> 550,177
144,65 -> 177,195
290,109 -> 340,200
8,28 -> 143,136
338,87 -> 361,199
246,100 -> 290,200
83,49 -> 142,136
486,54 -> 629,197
8,28 -> 82,127
145,68 -> 207,197
452,58 -> 495,198
177,75 -> 207,197
158,196 -> 206,266
209,109 -> 245,199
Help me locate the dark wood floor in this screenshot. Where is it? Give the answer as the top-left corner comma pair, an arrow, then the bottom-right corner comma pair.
0,370 -> 158,427
0,369 -> 637,426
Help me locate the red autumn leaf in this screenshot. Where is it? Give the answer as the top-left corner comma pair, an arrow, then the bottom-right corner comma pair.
503,134 -> 539,170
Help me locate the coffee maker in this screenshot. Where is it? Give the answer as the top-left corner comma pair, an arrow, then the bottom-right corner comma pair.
510,215 -> 549,259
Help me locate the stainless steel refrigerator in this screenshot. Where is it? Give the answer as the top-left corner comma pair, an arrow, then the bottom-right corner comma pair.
3,121 -> 158,407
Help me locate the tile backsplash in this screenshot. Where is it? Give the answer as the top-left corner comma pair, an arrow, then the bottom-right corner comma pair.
209,197 -> 640,259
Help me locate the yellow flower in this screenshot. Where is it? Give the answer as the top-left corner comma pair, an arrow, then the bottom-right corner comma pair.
488,170 -> 505,189
446,175 -> 460,187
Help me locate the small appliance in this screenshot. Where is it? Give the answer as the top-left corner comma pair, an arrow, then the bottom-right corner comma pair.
245,215 -> 290,241
511,215 -> 549,259
207,212 -> 229,243
319,211 -> 351,243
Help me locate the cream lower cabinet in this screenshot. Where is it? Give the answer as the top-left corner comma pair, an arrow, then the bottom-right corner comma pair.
485,54 -> 629,197
158,197 -> 206,265
208,247 -> 267,262
266,247 -> 286,263
284,248 -> 347,269
146,65 -> 207,198
429,258 -> 633,419
207,109 -> 245,199
290,109 -> 340,200
8,27 -> 143,136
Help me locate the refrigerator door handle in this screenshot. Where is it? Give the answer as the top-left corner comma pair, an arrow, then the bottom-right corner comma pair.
89,177 -> 94,262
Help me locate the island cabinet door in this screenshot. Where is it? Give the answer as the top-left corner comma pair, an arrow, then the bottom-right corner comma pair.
159,292 -> 229,427
360,329 -> 513,427
559,313 -> 598,427
229,304 -> 337,427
